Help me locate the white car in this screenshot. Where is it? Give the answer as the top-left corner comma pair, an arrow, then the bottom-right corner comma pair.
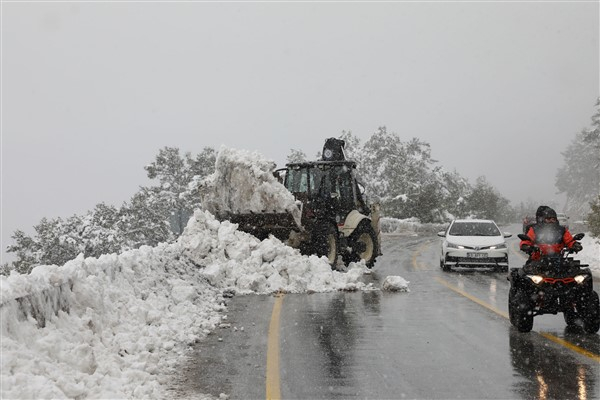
437,219 -> 512,272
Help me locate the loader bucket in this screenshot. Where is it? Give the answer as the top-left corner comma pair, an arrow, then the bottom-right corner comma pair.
217,212 -> 300,241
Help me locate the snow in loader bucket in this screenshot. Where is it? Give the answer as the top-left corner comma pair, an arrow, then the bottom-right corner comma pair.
199,146 -> 303,230
216,211 -> 300,241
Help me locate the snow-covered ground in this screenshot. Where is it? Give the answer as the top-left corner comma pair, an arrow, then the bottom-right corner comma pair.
1,147 -> 597,398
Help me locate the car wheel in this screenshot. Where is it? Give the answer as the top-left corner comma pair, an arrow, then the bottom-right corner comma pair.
441,258 -> 451,272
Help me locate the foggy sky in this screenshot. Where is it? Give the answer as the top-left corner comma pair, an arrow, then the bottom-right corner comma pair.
2,1 -> 599,263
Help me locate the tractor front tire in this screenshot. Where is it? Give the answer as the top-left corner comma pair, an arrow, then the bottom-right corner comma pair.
344,221 -> 378,268
312,222 -> 339,268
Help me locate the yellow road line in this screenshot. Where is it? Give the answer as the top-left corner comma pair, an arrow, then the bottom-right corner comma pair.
266,293 -> 284,400
412,241 -> 431,271
539,333 -> 600,363
435,276 -> 600,363
435,276 -> 508,318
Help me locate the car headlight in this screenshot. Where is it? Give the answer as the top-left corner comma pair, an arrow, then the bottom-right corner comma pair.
489,243 -> 507,250
527,275 -> 544,284
574,275 -> 587,284
446,242 -> 464,249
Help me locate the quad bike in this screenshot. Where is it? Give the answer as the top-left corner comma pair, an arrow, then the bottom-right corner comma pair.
508,233 -> 599,333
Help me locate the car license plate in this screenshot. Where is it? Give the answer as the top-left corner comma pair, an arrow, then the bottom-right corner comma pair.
467,252 -> 487,258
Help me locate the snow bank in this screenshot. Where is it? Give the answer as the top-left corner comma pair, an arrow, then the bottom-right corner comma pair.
580,234 -> 600,276
199,147 -> 302,227
179,209 -> 372,294
0,210 -> 372,399
1,245 -> 222,399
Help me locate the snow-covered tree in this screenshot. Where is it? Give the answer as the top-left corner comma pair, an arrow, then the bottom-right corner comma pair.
466,176 -> 509,221
587,195 -> 600,239
357,127 -> 447,221
119,188 -> 174,248
556,98 -> 600,219
6,205 -> 122,274
6,229 -> 39,274
437,169 -> 472,219
286,149 -> 307,163
339,130 -> 363,163
143,146 -> 216,235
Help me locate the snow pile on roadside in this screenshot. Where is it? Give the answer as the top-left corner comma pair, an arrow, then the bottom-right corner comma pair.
1,245 -> 223,399
0,209 -> 373,399
179,209 -> 372,294
579,234 -> 600,275
198,147 -> 301,227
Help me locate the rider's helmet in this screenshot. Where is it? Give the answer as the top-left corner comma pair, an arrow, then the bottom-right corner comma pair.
535,205 -> 550,223
541,207 -> 558,224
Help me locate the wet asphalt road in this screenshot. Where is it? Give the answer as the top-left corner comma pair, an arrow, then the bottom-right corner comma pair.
176,227 -> 600,399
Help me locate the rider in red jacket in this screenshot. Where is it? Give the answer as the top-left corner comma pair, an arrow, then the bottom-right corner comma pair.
520,207 -> 581,261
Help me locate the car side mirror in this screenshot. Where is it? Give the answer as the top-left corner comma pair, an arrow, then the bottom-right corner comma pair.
503,232 -> 512,238
437,231 -> 446,238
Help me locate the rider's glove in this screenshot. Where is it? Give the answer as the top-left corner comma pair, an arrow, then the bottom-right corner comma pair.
572,242 -> 583,253
521,244 -> 533,254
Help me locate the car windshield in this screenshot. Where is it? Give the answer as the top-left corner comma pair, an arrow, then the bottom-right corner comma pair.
449,222 -> 500,236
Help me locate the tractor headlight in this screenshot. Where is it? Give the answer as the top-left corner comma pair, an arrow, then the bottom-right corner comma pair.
574,275 -> 587,284
527,275 -> 544,284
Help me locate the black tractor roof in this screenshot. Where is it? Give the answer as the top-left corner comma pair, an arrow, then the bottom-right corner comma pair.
285,160 -> 357,169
